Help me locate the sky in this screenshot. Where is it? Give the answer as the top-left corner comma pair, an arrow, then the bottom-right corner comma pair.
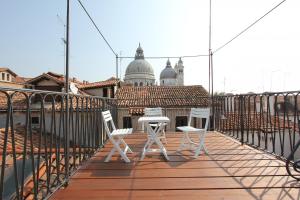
0,0 -> 299,94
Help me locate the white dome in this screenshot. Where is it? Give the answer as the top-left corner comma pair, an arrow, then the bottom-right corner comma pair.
125,59 -> 154,75
124,44 -> 155,86
160,59 -> 177,79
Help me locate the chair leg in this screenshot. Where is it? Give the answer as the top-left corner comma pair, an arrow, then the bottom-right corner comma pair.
153,135 -> 169,161
115,144 -> 130,163
162,130 -> 167,144
194,134 -> 208,158
121,139 -> 133,153
177,132 -> 186,151
105,147 -> 117,162
107,137 -> 131,163
141,138 -> 151,160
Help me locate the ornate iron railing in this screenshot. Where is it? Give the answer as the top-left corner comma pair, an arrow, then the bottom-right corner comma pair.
0,87 -> 116,199
214,91 -> 300,180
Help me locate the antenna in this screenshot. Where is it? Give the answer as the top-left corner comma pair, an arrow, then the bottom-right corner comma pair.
119,51 -> 122,80
57,14 -> 67,77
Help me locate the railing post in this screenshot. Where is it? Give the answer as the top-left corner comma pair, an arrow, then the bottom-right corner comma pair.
239,95 -> 244,145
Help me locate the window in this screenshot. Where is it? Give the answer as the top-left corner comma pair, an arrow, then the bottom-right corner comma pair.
134,82 -> 138,87
103,88 -> 108,97
175,116 -> 187,132
140,82 -> 143,86
31,117 -> 39,124
6,74 -> 10,81
2,73 -> 4,80
123,117 -> 132,128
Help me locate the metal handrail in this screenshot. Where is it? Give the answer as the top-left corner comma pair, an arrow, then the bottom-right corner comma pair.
0,87 -> 117,199
214,92 -> 300,181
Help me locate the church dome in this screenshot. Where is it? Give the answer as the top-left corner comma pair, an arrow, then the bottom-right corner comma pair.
124,44 -> 155,86
125,60 -> 154,75
125,44 -> 155,77
160,59 -> 177,79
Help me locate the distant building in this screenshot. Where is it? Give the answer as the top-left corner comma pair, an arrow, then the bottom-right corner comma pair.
160,58 -> 184,86
0,67 -> 28,88
116,85 -> 209,131
26,72 -> 83,94
124,44 -> 156,86
79,77 -> 120,98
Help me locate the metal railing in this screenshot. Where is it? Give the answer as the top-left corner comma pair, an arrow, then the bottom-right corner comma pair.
0,87 -> 116,199
1,86 -> 299,200
214,91 -> 300,180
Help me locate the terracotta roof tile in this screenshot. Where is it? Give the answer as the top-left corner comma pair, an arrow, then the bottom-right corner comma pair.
116,86 -> 209,113
0,125 -> 66,199
26,72 -> 83,86
79,77 -> 119,89
222,112 -> 298,131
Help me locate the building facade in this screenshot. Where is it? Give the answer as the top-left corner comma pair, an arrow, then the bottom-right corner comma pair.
0,67 -> 28,88
79,77 -> 120,98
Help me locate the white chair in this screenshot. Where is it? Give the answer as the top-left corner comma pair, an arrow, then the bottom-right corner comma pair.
144,107 -> 167,143
102,110 -> 133,163
177,108 -> 210,158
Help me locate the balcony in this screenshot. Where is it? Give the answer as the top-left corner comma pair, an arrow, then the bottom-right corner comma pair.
51,132 -> 299,200
0,87 -> 299,199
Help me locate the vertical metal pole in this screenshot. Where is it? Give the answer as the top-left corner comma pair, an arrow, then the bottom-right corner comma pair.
211,52 -> 215,130
116,54 -> 119,79
208,0 -> 214,130
65,0 -> 70,184
208,0 -> 212,96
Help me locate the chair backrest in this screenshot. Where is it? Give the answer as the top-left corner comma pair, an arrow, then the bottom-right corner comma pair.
102,110 -> 116,136
144,107 -> 163,117
188,108 -> 210,130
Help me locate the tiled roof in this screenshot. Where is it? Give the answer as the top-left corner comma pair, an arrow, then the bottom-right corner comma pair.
14,76 -> 26,84
26,72 -> 83,86
79,77 -> 119,89
26,72 -> 64,85
0,91 -> 95,111
0,125 -> 66,199
116,85 -> 209,114
0,67 -> 17,77
0,92 -> 28,110
221,112 -> 297,132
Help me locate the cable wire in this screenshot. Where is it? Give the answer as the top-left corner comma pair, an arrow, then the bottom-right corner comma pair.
119,54 -> 208,59
77,0 -> 117,56
213,0 -> 287,54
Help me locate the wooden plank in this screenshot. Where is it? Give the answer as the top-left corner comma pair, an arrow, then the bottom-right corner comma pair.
89,153 -> 278,162
79,159 -> 285,170
52,188 -> 300,200
73,166 -> 290,179
53,176 -> 298,190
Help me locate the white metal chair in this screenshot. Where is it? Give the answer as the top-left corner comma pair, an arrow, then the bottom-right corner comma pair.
144,107 -> 167,143
177,108 -> 210,158
102,110 -> 133,163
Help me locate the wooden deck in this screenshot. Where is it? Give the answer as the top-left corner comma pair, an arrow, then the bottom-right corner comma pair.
51,132 -> 300,200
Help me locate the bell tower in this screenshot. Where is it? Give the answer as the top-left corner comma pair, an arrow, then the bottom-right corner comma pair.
175,57 -> 184,86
